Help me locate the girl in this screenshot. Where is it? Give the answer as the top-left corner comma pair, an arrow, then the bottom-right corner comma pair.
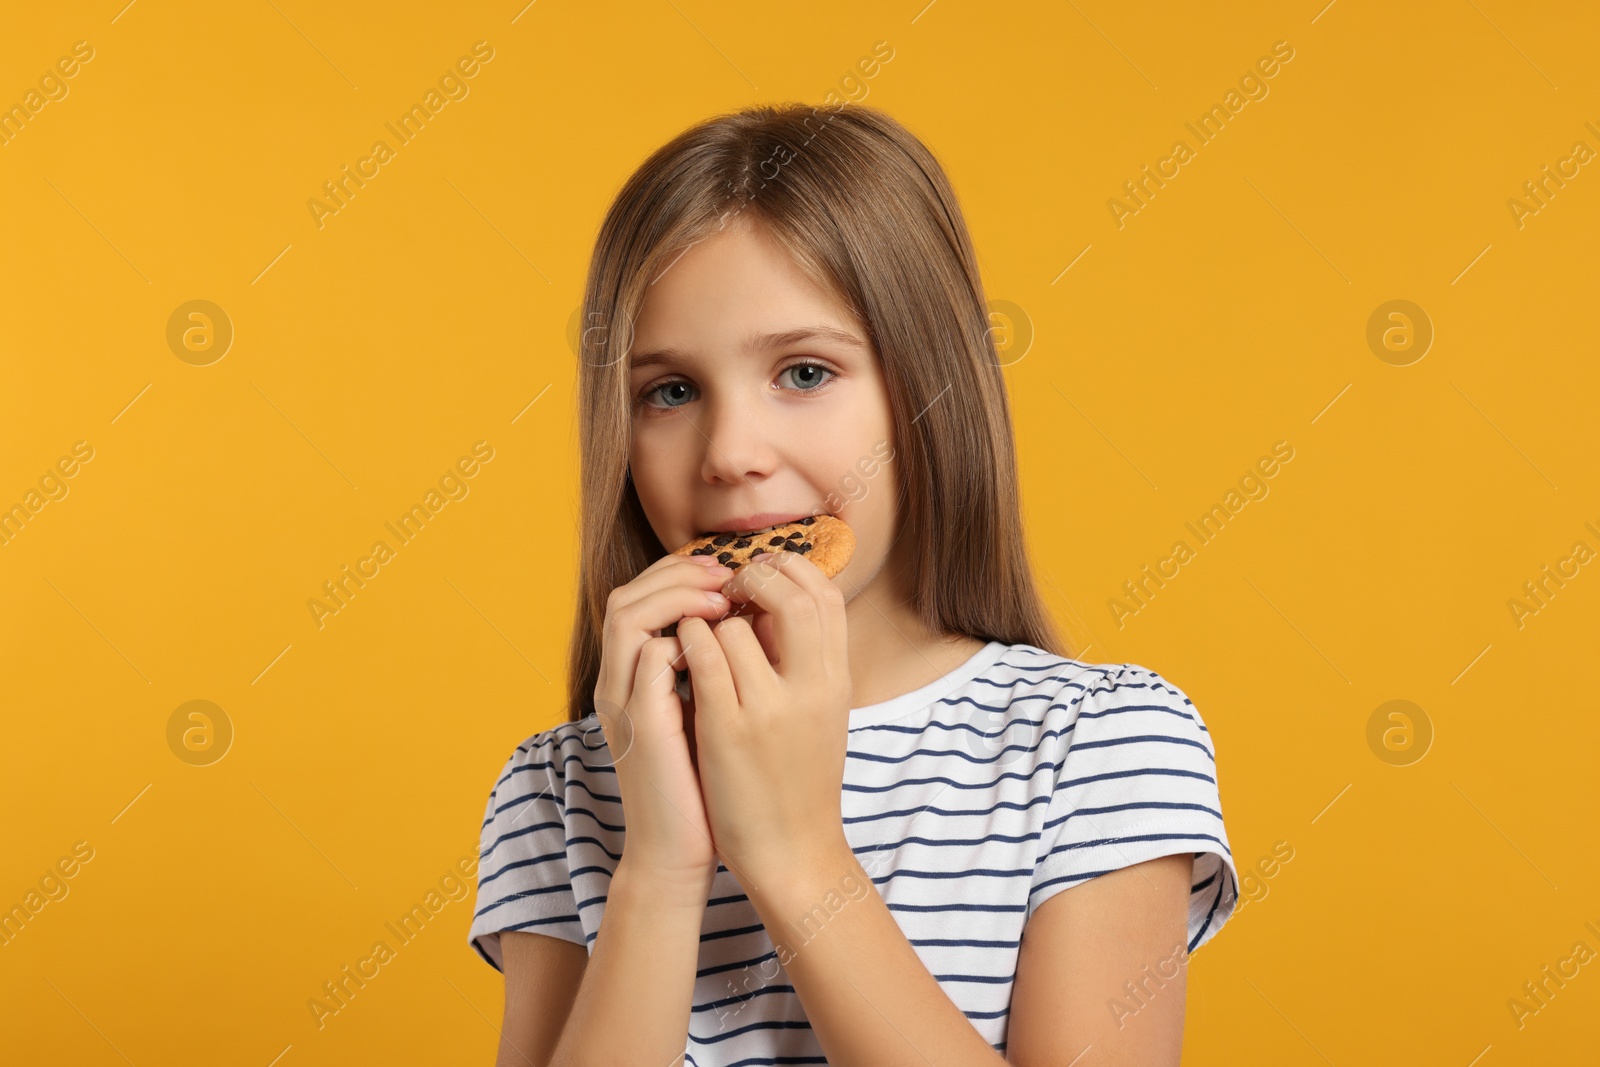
470,103 -> 1238,1066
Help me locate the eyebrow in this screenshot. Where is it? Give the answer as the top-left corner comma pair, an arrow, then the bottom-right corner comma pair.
628,325 -> 869,373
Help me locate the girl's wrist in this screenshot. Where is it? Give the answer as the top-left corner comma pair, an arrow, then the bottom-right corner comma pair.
613,854 -> 716,910
735,828 -> 855,890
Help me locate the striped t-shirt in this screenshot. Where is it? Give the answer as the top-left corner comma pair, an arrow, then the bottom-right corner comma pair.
469,640 -> 1238,1062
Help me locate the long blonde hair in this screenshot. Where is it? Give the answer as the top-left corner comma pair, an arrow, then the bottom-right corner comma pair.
565,102 -> 1065,723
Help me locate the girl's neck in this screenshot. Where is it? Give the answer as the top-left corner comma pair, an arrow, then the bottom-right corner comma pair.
839,554 -> 986,710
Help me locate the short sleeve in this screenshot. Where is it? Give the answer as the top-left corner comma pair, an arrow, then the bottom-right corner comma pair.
468,733 -> 586,972
1029,663 -> 1239,953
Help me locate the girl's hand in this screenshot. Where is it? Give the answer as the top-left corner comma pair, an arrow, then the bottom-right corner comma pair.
592,552 -> 734,900
674,550 -> 854,889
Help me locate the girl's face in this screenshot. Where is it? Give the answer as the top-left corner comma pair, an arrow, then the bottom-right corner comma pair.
626,219 -> 898,599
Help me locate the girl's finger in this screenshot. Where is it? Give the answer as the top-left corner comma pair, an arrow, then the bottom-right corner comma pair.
632,634 -> 686,706
707,614 -> 770,706
595,579 -> 732,710
763,549 -> 848,675
624,583 -> 733,635
675,616 -> 738,712
721,552 -> 832,680
601,634 -> 684,763
750,610 -> 780,667
612,554 -> 732,614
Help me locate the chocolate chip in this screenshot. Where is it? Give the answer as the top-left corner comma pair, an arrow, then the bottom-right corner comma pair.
727,561 -> 741,570
768,535 -> 785,546
733,538 -> 751,548
717,551 -> 733,563
800,516 -> 815,525
782,541 -> 803,553
691,546 -> 713,555
713,534 -> 735,546
785,530 -> 802,540
799,542 -> 812,552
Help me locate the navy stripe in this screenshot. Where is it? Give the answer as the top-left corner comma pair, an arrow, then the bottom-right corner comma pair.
702,921 -> 766,943
912,937 -> 1019,949
559,803 -> 624,833
1190,870 -> 1227,952
867,865 -> 1032,883
473,882 -> 575,919
1068,732 -> 1214,760
564,834 -> 622,863
1040,830 -> 1229,863
1064,799 -> 1222,822
486,786 -> 564,822
855,828 -> 1042,852
491,777 -> 611,815
931,972 -> 1014,984
988,654 -> 1100,675
843,763 -> 1057,795
888,900 -> 1026,914
688,1020 -> 817,1046
854,713 -> 1059,738
690,1054 -> 828,1067
1075,701 -> 1203,725
971,669 -> 1115,691
847,724 -> 1212,771
846,732 -> 1060,767
1031,835 -> 1232,896
478,850 -> 565,888
965,1007 -> 1013,1020
1058,766 -> 1218,791
699,949 -> 779,979
569,863 -> 616,882
691,984 -> 796,1013
515,750 -> 619,779
842,794 -> 1052,825
480,820 -> 560,859
497,914 -> 583,936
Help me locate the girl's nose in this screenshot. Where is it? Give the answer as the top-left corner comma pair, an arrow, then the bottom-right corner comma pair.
697,399 -> 778,485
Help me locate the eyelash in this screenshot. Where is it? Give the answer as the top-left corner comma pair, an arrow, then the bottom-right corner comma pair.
634,359 -> 839,413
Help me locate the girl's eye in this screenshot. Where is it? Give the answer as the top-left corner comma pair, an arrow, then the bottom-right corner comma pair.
636,360 -> 837,411
779,360 -> 835,392
641,380 -> 696,410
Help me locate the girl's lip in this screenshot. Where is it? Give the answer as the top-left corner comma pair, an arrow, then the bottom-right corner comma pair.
702,511 -> 813,534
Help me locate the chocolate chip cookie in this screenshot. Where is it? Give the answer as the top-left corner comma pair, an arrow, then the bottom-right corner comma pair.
670,514 -> 855,577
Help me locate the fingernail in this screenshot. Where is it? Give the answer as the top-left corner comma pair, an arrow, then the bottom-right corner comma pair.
706,591 -> 728,607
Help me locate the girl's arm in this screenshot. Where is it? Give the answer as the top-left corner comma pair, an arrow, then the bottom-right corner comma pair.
743,842 -> 1011,1067
540,858 -> 712,1067
496,932 -> 585,1067
1009,853 -> 1194,1065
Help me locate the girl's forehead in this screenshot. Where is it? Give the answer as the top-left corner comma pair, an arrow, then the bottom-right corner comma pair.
638,221 -> 839,316
629,324 -> 869,374
628,222 -> 872,368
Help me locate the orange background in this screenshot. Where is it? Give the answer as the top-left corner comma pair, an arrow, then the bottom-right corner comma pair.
2,1 -> 1596,1063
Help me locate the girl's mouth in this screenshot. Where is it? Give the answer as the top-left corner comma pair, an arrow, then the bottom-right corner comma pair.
701,512 -> 820,536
